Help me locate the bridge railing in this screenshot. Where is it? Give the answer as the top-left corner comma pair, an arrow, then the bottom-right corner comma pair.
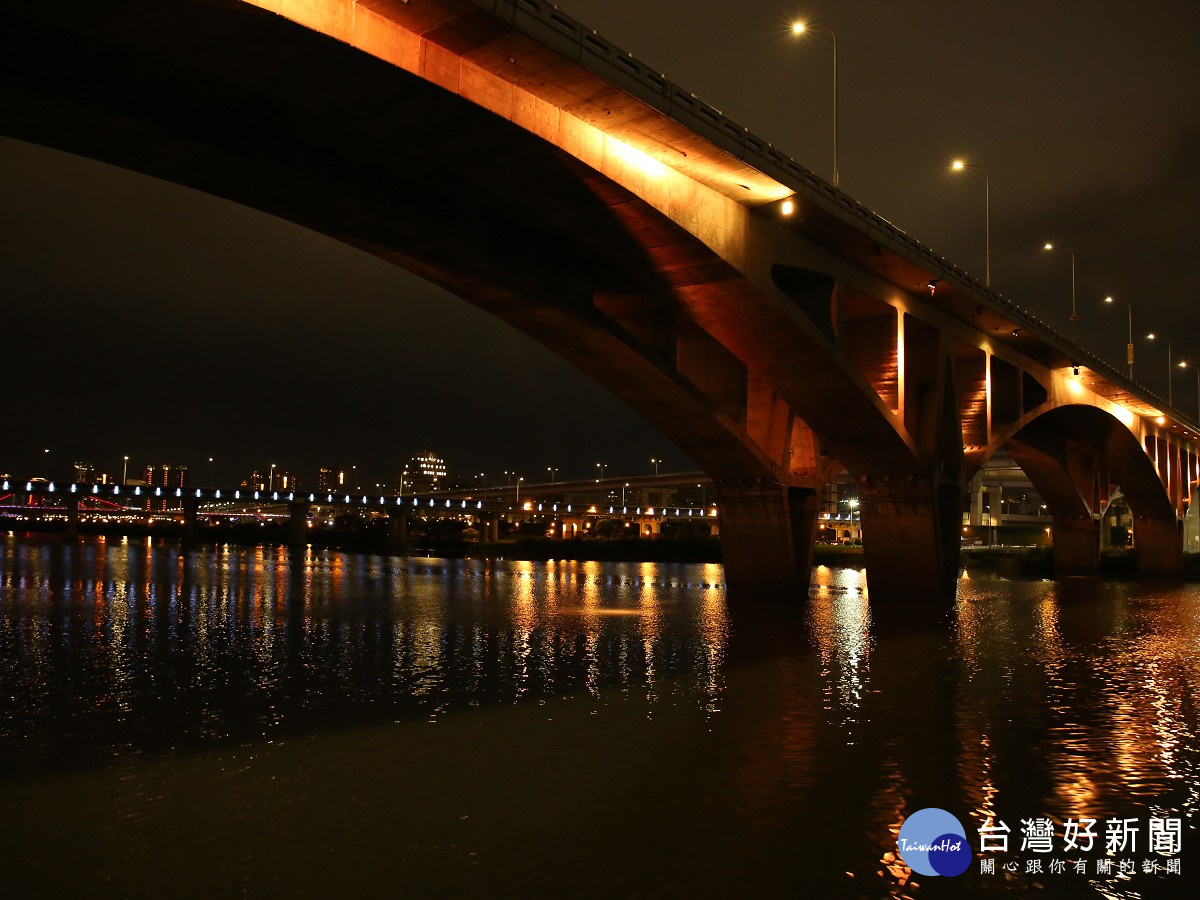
479,1 -> 1200,432
0,481 -> 719,520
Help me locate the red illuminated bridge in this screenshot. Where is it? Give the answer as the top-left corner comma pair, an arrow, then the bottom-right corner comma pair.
3,0 -> 1198,600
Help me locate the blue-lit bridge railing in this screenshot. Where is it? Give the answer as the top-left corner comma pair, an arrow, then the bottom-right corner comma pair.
0,480 -> 721,544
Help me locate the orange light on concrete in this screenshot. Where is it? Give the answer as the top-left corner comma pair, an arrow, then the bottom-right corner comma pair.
607,137 -> 668,179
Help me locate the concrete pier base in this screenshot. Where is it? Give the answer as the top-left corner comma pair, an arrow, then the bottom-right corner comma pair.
387,512 -> 408,551
182,497 -> 199,543
288,502 -> 309,548
1051,516 -> 1100,575
858,478 -> 961,604
65,496 -> 80,541
715,479 -> 819,600
1134,517 -> 1184,576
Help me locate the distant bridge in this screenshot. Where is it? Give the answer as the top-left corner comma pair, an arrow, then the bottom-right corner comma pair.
2,479 -> 718,543
3,0 -> 1197,599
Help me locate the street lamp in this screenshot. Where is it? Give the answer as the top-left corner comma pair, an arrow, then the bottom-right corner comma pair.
1104,296 -> 1134,380
1180,361 -> 1200,424
122,455 -> 129,484
547,466 -> 558,483
1042,242 -> 1078,338
951,160 -> 990,286
515,476 -> 523,505
791,21 -> 839,189
400,467 -> 409,497
596,462 -> 606,482
269,463 -> 276,492
1146,333 -> 1174,406
622,482 -> 629,505
650,457 -> 661,476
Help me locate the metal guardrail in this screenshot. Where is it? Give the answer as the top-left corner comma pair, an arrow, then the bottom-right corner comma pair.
1,481 -> 717,519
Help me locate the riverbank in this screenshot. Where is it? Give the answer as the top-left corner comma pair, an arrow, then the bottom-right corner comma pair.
7,521 -> 1200,579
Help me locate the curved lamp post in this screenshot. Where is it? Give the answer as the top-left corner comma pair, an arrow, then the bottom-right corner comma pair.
1180,360 -> 1200,424
1043,242 -> 1077,338
791,21 -> 839,189
1146,333 -> 1174,406
1105,296 -> 1133,380
951,160 -> 990,286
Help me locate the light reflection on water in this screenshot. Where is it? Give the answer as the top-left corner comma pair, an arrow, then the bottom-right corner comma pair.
2,537 -> 1199,897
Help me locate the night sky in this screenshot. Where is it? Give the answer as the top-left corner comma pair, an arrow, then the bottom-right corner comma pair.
4,0 -> 1199,488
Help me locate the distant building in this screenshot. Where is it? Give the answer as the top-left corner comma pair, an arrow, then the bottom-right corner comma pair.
242,471 -> 267,491
144,464 -> 188,510
317,467 -> 347,493
73,461 -> 106,484
409,452 -> 447,493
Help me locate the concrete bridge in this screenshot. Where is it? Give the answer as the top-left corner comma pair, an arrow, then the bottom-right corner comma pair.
3,0 -> 1197,600
2,479 -> 717,546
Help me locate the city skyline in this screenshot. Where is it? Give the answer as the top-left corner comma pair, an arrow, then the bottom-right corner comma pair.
2,447 -> 685,491
4,0 -> 1199,482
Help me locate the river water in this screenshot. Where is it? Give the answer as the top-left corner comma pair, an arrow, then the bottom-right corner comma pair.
1,534 -> 1197,898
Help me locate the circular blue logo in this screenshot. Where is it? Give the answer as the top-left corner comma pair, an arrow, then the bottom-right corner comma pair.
897,808 -> 971,877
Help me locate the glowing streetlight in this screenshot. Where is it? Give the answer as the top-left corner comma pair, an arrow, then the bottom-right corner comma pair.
791,21 -> 839,189
650,457 -> 661,475
547,466 -> 558,483
515,476 -> 524,505
122,455 -> 129,484
951,159 -> 990,286
1042,242 -> 1078,338
1180,361 -> 1200,424
1146,333 -> 1174,406
208,457 -> 215,486
1104,296 -> 1133,380
622,482 -> 630,505
596,462 -> 606,483
269,462 -> 276,492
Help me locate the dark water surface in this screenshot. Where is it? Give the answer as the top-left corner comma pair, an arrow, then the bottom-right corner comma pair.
2,535 -> 1198,897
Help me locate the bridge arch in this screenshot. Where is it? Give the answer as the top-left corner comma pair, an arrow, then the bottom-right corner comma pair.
1005,404 -> 1181,575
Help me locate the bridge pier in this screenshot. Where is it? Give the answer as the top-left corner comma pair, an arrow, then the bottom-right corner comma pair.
715,479 -> 818,599
481,516 -> 500,543
858,478 -> 961,603
1051,516 -> 1101,575
387,511 -> 408,551
1133,517 -> 1183,576
182,496 -> 199,543
288,502 -> 309,548
65,496 -> 80,541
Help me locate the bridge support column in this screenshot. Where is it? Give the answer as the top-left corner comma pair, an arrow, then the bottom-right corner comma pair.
387,511 -> 408,551
858,478 -> 961,603
1133,517 -> 1183,576
1051,516 -> 1100,575
715,479 -> 818,599
65,496 -> 80,541
288,502 -> 309,548
182,496 -> 199,543
482,517 -> 500,543
1186,489 -> 1200,555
